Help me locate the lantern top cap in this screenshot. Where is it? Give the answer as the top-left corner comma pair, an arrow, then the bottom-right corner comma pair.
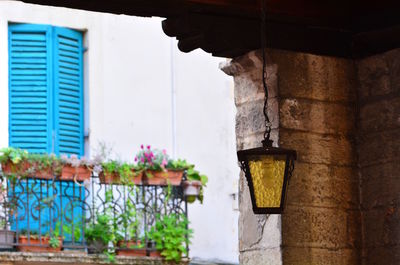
237,146 -> 297,160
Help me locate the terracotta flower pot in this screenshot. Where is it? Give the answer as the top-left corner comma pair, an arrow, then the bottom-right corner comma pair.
99,171 -> 143,185
148,250 -> 162,258
1,161 -> 32,176
183,180 -> 202,196
1,161 -> 53,180
17,235 -> 62,252
31,163 -> 54,180
116,240 -> 146,256
60,165 -> 91,182
144,170 -> 184,186
99,171 -> 119,184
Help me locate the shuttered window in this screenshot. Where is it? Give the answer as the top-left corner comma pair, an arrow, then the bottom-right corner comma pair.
8,24 -> 84,156
8,24 -> 84,234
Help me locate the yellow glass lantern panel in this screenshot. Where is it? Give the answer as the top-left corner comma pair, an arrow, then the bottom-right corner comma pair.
248,155 -> 286,208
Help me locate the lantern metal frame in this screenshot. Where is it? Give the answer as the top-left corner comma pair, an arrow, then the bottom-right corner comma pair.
237,0 -> 297,214
237,145 -> 296,214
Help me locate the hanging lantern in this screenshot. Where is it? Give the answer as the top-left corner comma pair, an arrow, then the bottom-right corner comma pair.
237,142 -> 296,214
237,0 -> 296,214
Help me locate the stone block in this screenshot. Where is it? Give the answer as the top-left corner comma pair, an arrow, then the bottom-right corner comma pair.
287,162 -> 359,209
386,49 -> 400,94
363,207 -> 400,248
357,52 -> 392,100
269,50 -> 356,102
235,99 -> 279,138
359,97 -> 400,133
282,206 -> 348,249
240,248 -> 282,265
236,129 -> 279,151
361,172 -> 400,210
363,245 -> 400,265
358,129 -> 400,167
346,210 -> 362,249
360,161 -> 400,181
232,65 -> 278,106
279,130 -> 355,166
280,98 -> 355,135
283,247 -> 359,265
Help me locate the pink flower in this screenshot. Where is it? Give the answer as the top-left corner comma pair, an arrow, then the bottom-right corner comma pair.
140,157 -> 145,163
147,145 -> 151,150
140,144 -> 144,149
134,157 -> 138,162
162,149 -> 167,155
162,159 -> 167,166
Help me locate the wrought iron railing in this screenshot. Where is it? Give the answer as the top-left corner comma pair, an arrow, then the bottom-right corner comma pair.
0,172 -> 188,255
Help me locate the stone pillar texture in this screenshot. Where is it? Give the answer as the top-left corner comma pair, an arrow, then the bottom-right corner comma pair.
221,49 -> 361,265
271,51 -> 360,265
356,49 -> 400,265
221,51 -> 282,265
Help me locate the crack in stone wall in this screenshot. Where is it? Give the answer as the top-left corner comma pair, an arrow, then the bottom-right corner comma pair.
221,50 -> 282,265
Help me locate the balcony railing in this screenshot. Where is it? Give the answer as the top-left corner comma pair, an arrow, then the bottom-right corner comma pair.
0,172 -> 188,257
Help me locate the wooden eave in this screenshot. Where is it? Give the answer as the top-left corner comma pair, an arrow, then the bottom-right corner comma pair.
21,0 -> 400,58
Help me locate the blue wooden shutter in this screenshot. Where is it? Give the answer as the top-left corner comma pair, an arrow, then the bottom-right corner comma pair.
8,24 -> 54,234
8,24 -> 53,153
53,27 -> 84,156
52,27 -> 85,244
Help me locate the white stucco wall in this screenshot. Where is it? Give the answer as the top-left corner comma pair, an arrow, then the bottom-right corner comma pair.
0,1 -> 239,263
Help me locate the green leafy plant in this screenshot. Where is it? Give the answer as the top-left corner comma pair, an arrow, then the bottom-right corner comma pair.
49,235 -> 61,248
166,159 -> 191,170
85,190 -> 119,262
117,196 -> 145,250
55,219 -> 82,243
147,213 -> 192,263
0,147 -> 62,177
85,213 -> 113,248
101,160 -> 139,184
0,147 -> 28,165
185,166 -> 208,204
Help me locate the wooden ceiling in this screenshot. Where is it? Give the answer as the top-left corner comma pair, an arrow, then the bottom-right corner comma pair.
21,0 -> 400,58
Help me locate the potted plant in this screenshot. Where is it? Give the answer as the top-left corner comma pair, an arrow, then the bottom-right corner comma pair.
0,148 -> 62,180
183,166 -> 208,204
26,153 -> 61,180
60,155 -> 92,182
115,200 -> 146,256
85,190 -> 118,262
0,148 -> 32,177
136,145 -> 183,186
84,214 -> 113,254
17,230 -> 62,252
99,161 -> 143,185
147,213 -> 192,262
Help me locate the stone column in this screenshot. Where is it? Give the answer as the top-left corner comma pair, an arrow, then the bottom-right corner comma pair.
356,49 -> 400,265
221,51 -> 282,265
221,49 -> 361,265
272,51 -> 361,265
